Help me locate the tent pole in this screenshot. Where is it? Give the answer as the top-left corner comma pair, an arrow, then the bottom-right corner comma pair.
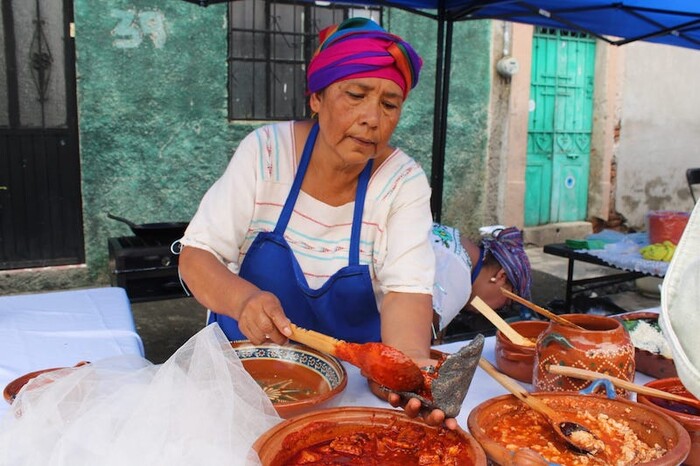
439,20 -> 453,218
430,14 -> 447,221
430,15 -> 453,223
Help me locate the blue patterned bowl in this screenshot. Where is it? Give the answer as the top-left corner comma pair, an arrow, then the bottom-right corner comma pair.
231,340 -> 347,418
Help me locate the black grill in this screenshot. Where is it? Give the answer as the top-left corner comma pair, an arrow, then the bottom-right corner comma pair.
108,236 -> 187,302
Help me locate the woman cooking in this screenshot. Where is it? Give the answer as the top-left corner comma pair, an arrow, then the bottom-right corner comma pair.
431,224 -> 533,334
178,18 -> 452,425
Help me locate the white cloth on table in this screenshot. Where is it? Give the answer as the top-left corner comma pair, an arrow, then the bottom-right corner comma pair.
179,121 -> 435,312
0,287 -> 144,418
0,324 -> 281,466
580,232 -> 668,277
660,201 -> 700,398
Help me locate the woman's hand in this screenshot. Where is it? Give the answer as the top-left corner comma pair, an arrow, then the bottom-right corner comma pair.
397,357 -> 460,430
179,246 -> 291,344
236,290 -> 291,345
386,393 -> 460,430
370,355 -> 460,430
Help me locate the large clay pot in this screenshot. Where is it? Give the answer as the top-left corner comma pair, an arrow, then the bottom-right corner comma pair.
467,392 -> 690,466
533,314 -> 635,398
254,407 -> 487,466
638,377 -> 700,465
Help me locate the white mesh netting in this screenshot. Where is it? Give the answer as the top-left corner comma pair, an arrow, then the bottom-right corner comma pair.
0,324 -> 282,466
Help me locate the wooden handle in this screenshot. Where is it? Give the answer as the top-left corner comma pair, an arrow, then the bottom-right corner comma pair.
478,357 -> 557,418
472,297 -> 535,347
501,288 -> 584,330
548,365 -> 700,408
288,323 -> 341,356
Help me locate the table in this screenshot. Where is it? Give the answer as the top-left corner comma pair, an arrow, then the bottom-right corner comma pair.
0,287 -> 144,417
334,334 -> 654,430
543,243 -> 651,311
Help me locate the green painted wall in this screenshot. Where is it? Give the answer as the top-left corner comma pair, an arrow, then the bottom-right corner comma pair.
1,1 -> 492,293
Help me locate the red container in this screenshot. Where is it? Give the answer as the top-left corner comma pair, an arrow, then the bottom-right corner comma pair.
495,320 -> 548,383
638,378 -> 700,466
648,210 -> 690,245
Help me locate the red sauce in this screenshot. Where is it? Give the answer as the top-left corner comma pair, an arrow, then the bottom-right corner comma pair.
649,384 -> 700,416
413,353 -> 448,401
280,421 -> 474,466
336,342 -> 423,392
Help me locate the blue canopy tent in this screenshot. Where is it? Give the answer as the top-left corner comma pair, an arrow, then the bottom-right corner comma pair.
183,0 -> 700,220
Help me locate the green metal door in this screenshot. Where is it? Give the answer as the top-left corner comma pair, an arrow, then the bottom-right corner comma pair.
525,28 -> 596,226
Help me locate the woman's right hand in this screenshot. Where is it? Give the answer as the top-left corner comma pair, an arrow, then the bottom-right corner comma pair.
236,289 -> 292,345
179,247 -> 292,344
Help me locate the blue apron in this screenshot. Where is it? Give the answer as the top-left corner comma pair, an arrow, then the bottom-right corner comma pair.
209,123 -> 381,343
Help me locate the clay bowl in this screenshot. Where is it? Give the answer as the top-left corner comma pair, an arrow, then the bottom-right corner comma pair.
253,406 -> 487,466
638,377 -> 700,465
3,361 -> 90,404
4,367 -> 64,404
231,340 -> 347,419
495,320 -> 548,383
468,392 -> 690,465
613,311 -> 677,379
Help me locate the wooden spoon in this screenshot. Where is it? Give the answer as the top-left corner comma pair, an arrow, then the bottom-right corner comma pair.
548,365 -> 700,410
471,296 -> 535,347
288,323 -> 423,392
501,288 -> 584,330
479,358 -> 604,455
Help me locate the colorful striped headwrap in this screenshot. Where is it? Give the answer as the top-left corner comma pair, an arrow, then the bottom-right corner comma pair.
482,227 -> 532,299
307,17 -> 423,99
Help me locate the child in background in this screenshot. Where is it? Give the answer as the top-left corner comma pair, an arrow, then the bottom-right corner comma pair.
431,224 -> 532,334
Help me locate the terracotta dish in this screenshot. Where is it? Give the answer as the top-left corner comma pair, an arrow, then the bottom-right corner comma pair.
253,406 -> 487,466
638,377 -> 700,465
4,367 -> 63,404
495,320 -> 549,383
231,340 -> 347,419
468,392 -> 690,465
3,361 -> 90,404
613,311 -> 677,379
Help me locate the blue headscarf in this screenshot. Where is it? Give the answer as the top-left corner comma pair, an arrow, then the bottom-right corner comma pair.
482,227 -> 532,299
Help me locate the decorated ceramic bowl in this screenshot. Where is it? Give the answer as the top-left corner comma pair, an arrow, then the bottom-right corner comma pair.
495,320 -> 548,383
231,340 -> 347,419
613,311 -> 677,379
638,377 -> 700,465
467,392 -> 690,465
253,406 -> 487,466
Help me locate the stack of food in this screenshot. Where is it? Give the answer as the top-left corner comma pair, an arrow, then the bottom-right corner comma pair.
615,311 -> 677,379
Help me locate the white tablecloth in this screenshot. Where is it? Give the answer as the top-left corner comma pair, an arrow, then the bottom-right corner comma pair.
0,287 -> 144,417
334,335 -> 654,430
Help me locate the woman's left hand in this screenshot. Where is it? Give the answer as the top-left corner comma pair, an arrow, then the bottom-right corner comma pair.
387,392 -> 459,430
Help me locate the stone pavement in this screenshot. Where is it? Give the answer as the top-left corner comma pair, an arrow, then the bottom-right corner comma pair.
131,245 -> 661,364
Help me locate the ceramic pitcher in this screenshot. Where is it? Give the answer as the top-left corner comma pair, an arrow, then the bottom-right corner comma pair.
533,313 -> 636,398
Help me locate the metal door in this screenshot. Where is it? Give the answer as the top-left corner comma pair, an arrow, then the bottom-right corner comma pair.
0,0 -> 84,269
525,28 -> 596,226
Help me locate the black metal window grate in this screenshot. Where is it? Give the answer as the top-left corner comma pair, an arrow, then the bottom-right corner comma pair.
228,0 -> 381,121
536,26 -> 593,40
